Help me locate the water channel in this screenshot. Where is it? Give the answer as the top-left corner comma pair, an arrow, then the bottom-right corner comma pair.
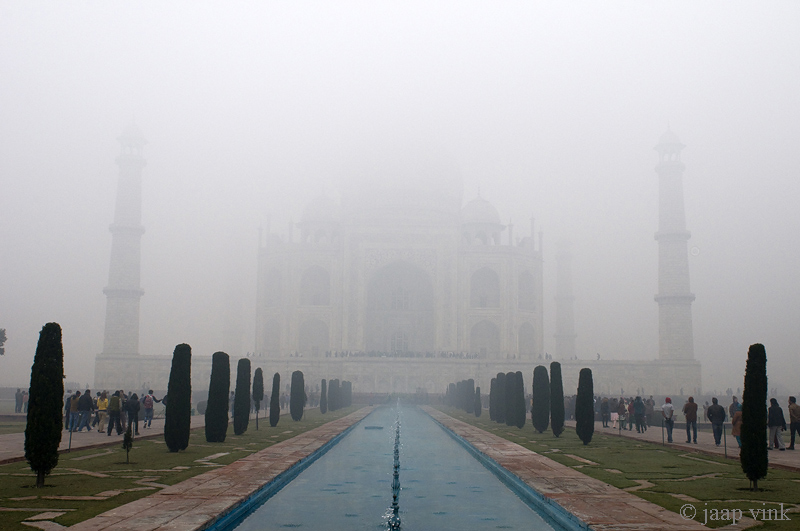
227,406 -> 568,530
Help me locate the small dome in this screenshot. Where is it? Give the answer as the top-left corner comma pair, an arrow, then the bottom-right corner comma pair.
658,128 -> 681,145
301,194 -> 339,225
461,196 -> 501,226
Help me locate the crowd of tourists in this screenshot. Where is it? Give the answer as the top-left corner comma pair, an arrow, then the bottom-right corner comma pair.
64,388 -> 162,436
593,393 -> 800,451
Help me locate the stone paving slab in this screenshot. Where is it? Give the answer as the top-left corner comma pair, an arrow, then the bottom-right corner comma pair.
68,407 -> 375,531
423,406 -> 707,531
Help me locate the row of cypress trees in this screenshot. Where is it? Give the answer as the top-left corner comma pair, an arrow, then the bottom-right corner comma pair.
205,358 -> 312,441
530,362 -> 566,437
20,322 -> 770,489
489,371 -> 526,428
319,378 -> 352,414
444,379 -> 482,418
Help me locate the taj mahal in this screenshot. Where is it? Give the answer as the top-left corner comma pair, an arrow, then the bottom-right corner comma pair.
95,127 -> 702,397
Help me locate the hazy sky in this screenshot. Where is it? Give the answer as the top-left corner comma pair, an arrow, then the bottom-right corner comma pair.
1,2 -> 798,393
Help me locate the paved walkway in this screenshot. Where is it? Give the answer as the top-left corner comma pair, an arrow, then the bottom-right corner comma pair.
0,411 -> 279,464
68,407 -> 376,531
424,407 -> 706,531
574,419 -> 800,472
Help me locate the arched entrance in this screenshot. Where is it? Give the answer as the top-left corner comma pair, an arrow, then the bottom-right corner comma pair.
366,261 -> 435,353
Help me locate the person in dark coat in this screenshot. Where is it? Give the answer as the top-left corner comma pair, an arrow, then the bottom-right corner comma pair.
706,397 -> 727,447
634,396 -> 647,433
768,397 -> 787,450
682,396 -> 698,443
127,393 -> 141,435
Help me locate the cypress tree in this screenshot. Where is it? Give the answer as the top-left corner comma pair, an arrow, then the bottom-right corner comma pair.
343,381 -> 352,407
741,343 -> 768,490
532,365 -> 550,433
488,378 -> 497,421
474,386 -> 482,417
233,358 -> 251,435
320,379 -> 328,414
252,368 -> 264,430
550,362 -> 565,437
495,373 -> 506,424
269,372 -> 280,427
447,383 -> 456,408
514,371 -> 526,429
164,344 -> 192,452
24,323 -> 64,488
505,372 -> 516,426
575,368 -> 594,445
466,379 -> 475,414
205,351 -> 230,442
330,379 -> 341,411
290,370 -> 305,421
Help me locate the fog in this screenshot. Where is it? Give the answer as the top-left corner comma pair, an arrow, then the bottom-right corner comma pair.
1,2 -> 798,394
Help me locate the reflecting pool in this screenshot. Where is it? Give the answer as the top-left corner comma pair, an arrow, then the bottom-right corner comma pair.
231,406 -> 561,530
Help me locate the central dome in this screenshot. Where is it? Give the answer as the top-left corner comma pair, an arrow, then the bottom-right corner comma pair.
461,196 -> 501,226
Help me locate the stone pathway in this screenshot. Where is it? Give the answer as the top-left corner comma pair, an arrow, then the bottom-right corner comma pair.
577,420 -> 800,472
423,406 -> 707,530
0,415 -> 206,465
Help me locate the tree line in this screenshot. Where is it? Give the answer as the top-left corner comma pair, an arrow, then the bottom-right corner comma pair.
21,322 -> 770,490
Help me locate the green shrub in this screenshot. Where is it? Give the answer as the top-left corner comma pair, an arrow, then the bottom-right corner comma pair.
269,373 -> 280,427
320,379 -> 328,414
24,323 -> 65,487
164,344 -> 192,452
290,371 -> 305,421
252,368 -> 264,430
233,358 -> 251,435
550,362 -> 565,437
741,343 -> 768,490
205,352 -> 230,442
532,365 -> 550,433
575,368 -> 594,445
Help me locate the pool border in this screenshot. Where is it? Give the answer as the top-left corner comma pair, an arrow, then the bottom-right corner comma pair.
426,410 -> 591,531
205,408 -> 374,531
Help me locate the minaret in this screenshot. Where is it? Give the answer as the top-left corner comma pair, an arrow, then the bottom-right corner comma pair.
101,124 -> 146,357
554,240 -> 576,360
654,128 -> 695,360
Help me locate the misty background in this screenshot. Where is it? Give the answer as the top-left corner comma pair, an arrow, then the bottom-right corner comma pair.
1,2 -> 798,394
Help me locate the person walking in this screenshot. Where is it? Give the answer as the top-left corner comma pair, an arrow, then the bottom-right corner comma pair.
634,396 -> 646,433
788,396 -> 800,450
76,389 -> 94,432
96,391 -> 108,433
728,396 -> 739,419
768,398 -> 787,451
662,397 -> 675,443
107,391 -> 123,436
617,398 -> 627,430
600,397 -> 610,427
142,390 -> 160,428
707,397 -> 727,447
682,396 -> 698,443
731,403 -> 743,448
68,391 -> 82,432
127,393 -> 141,435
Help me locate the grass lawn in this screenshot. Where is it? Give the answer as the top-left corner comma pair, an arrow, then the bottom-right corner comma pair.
437,406 -> 800,530
0,421 -> 27,435
0,406 -> 361,531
